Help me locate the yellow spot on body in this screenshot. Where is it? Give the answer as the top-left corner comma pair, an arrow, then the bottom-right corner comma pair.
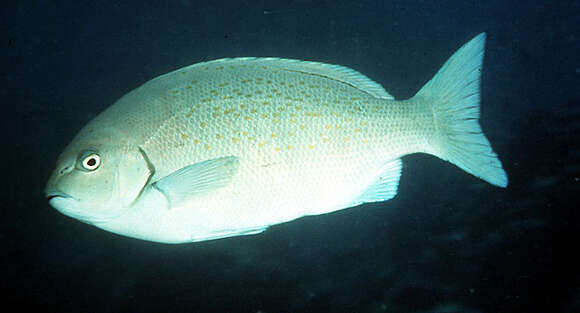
336,124 -> 341,129
344,136 -> 349,142
244,116 -> 250,121
216,134 -> 222,140
361,121 -> 367,126
355,128 -> 361,133
323,137 -> 329,143
273,119 -> 279,124
200,122 -> 207,128
248,136 -> 254,141
182,134 -> 189,140
193,139 -> 200,144
326,124 -> 331,130
287,145 -> 292,150
271,133 -> 276,139
205,144 -> 211,150
300,124 -> 306,130
262,113 -> 268,118
290,119 -> 296,124
289,132 -> 294,137
363,139 -> 369,144
232,137 -> 239,143
275,147 -> 281,152
242,131 -> 248,136
309,144 -> 315,150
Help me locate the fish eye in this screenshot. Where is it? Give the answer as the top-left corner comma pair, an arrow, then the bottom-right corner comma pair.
80,152 -> 101,171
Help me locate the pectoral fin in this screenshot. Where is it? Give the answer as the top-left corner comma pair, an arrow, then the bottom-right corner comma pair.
153,156 -> 240,209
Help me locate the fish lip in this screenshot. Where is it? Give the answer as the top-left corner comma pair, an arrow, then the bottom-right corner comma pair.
45,190 -> 73,201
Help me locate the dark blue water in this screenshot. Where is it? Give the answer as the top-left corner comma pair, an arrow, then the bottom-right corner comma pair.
2,1 -> 577,312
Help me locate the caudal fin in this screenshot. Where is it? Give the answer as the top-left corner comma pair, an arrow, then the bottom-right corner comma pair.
415,33 -> 508,187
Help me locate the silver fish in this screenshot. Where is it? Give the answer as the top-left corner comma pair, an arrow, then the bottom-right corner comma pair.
45,33 -> 507,243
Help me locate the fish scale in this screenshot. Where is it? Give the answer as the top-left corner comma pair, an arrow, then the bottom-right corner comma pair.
144,62 -> 389,176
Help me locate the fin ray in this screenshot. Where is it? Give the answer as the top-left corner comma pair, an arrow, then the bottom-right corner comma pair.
153,156 -> 240,209
416,33 -> 508,187
349,159 -> 402,207
156,57 -> 394,100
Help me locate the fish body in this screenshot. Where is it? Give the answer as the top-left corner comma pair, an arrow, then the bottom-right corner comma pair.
45,33 -> 507,243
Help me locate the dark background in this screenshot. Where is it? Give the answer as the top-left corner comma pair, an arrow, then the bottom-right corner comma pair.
1,1 -> 578,312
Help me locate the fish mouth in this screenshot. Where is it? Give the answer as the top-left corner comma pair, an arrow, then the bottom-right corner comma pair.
45,191 -> 72,201
44,190 -> 117,225
44,191 -> 99,224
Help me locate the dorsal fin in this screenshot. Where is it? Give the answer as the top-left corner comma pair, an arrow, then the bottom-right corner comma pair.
161,57 -> 394,100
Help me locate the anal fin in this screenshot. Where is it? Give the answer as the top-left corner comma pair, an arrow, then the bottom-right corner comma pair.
349,159 -> 402,207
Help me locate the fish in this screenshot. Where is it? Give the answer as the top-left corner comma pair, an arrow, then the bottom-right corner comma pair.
45,33 -> 507,243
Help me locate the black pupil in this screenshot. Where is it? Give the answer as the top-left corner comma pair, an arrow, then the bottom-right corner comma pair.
86,157 -> 96,167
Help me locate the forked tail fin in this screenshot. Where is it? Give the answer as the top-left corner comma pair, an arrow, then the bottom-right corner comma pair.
415,33 -> 508,187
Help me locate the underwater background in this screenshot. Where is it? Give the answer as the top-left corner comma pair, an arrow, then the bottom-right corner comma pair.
1,1 -> 577,312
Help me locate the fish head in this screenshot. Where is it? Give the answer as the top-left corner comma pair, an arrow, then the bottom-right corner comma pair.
45,125 -> 150,224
